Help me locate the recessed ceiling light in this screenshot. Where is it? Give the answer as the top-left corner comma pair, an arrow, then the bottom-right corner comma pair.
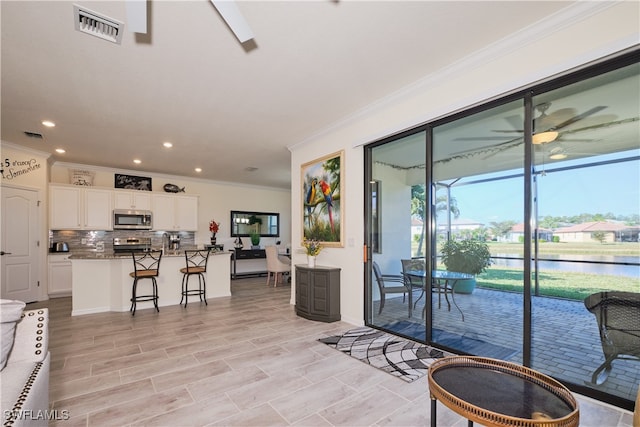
133,159 -> 142,164
194,167 -> 202,173
163,142 -> 173,148
55,148 -> 66,154
42,120 -> 56,127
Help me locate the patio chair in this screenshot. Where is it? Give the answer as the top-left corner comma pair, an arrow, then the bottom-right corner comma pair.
583,291 -> 640,385
372,261 -> 409,315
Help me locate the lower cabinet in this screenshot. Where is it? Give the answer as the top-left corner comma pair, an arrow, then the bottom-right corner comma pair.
295,265 -> 340,322
48,254 -> 72,297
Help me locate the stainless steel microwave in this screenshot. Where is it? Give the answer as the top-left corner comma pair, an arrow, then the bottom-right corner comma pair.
113,209 -> 153,230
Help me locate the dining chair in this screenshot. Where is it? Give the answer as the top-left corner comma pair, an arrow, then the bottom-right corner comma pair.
180,249 -> 211,306
129,250 -> 162,315
373,261 -> 409,315
401,258 -> 428,308
265,246 -> 291,287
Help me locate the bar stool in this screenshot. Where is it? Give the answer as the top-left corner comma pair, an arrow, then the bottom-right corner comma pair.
180,249 -> 211,306
129,250 -> 163,315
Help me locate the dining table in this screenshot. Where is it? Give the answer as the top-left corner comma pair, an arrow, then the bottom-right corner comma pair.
405,270 -> 473,321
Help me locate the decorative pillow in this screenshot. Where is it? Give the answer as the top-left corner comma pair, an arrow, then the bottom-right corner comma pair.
0,299 -> 26,370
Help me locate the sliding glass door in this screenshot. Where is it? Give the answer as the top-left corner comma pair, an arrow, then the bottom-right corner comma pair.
364,52 -> 639,409
431,100 -> 525,364
530,62 -> 640,402
366,130 -> 427,340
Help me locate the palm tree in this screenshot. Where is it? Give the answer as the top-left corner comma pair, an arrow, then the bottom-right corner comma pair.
411,185 -> 460,256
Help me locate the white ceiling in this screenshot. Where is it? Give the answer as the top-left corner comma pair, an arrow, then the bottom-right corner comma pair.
1,0 -> 581,189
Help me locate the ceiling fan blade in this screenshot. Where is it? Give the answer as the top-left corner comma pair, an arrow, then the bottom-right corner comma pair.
211,0 -> 254,43
125,0 -> 147,34
453,136 -> 516,141
550,106 -> 607,131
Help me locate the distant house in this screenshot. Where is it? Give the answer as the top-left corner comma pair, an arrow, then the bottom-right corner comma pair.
506,223 -> 553,242
553,221 -> 629,243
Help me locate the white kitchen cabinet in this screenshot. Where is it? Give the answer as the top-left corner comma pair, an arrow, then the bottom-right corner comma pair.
49,185 -> 112,230
50,185 -> 82,229
48,254 -> 72,297
113,189 -> 152,210
152,194 -> 198,231
84,188 -> 113,229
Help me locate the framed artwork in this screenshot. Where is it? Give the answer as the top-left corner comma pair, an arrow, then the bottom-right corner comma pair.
114,174 -> 152,191
301,150 -> 344,247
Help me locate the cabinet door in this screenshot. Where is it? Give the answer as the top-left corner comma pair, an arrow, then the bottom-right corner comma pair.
310,270 -> 330,316
152,194 -> 176,230
50,186 -> 81,229
85,189 -> 113,230
132,192 -> 152,210
114,190 -> 152,210
175,195 -> 198,231
296,269 -> 310,313
48,257 -> 72,296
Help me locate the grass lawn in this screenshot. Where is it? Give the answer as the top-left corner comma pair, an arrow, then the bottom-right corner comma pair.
476,266 -> 640,300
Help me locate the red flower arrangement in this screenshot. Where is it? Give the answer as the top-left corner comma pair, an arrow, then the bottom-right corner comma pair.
209,220 -> 220,234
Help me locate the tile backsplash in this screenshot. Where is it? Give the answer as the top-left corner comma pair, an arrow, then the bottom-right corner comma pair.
50,230 -> 195,254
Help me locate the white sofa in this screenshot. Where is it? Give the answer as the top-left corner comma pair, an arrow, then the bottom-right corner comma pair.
1,301 -> 50,427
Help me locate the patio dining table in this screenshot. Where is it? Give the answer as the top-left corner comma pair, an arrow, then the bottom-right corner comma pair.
405,270 -> 473,321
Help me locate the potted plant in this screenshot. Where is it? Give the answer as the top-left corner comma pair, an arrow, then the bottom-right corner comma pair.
250,232 -> 261,249
440,238 -> 492,294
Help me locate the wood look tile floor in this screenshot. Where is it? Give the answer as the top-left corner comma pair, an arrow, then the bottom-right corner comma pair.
28,278 -> 633,427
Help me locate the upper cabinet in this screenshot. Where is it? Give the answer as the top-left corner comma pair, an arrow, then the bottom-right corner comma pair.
50,185 -> 113,230
50,185 -> 198,231
152,194 -> 198,231
113,189 -> 152,210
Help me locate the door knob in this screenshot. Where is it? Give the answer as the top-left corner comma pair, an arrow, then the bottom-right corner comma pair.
0,251 -> 12,256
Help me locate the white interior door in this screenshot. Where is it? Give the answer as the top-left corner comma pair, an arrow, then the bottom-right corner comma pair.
1,186 -> 40,302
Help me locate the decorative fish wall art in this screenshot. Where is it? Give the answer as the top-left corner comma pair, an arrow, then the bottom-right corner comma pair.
163,183 -> 185,193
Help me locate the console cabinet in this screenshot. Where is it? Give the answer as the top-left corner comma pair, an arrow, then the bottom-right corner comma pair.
295,265 -> 340,322
231,249 -> 267,278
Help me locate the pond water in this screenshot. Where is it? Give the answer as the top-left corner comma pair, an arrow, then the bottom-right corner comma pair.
492,254 -> 640,279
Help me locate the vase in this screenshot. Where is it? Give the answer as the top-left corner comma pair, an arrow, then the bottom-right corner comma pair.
307,255 -> 316,268
210,234 -> 216,245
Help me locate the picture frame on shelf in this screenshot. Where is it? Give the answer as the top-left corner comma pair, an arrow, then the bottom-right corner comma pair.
301,150 -> 344,247
114,174 -> 152,191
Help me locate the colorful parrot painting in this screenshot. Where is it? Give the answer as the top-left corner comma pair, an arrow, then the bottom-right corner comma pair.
305,178 -> 318,229
319,180 -> 334,233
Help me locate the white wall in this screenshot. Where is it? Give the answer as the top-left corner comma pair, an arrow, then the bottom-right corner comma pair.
289,2 -> 639,326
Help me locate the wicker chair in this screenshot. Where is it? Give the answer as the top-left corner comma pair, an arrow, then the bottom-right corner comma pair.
583,291 -> 640,385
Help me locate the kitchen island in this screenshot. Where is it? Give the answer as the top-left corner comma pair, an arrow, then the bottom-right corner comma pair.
69,251 -> 231,316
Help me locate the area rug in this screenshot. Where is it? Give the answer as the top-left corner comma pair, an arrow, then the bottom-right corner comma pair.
318,326 -> 452,382
382,320 -> 519,360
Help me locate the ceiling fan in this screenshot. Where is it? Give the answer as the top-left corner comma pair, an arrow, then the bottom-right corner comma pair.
439,102 -> 613,163
125,0 -> 254,43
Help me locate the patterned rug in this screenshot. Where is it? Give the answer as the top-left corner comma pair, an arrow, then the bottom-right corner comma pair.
318,326 -> 452,382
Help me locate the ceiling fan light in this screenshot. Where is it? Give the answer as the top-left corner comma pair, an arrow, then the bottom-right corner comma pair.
532,131 -> 558,145
549,147 -> 567,160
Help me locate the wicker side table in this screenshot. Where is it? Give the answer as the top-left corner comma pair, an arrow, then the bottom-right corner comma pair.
428,356 -> 579,427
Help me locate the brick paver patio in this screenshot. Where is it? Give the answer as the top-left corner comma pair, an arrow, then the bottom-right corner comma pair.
373,287 -> 640,402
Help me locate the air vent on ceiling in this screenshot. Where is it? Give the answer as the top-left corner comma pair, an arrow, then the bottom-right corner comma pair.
24,131 -> 44,139
73,4 -> 124,45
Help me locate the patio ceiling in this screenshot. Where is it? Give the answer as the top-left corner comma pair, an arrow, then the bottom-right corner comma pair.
375,62 -> 640,183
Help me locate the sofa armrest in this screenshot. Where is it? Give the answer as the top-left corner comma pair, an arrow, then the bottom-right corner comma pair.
7,309 -> 48,365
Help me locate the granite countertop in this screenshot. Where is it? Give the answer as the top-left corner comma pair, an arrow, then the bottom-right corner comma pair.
69,250 -> 231,260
